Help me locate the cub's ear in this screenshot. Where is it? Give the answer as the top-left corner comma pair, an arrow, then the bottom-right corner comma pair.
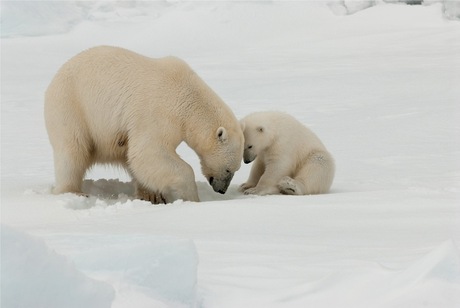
256,126 -> 264,133
216,127 -> 228,142
240,120 -> 246,132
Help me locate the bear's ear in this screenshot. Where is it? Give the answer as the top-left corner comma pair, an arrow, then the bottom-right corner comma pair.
216,127 -> 228,143
256,126 -> 264,133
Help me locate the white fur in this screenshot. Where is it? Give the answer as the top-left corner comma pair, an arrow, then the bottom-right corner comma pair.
45,46 -> 243,203
239,111 -> 335,196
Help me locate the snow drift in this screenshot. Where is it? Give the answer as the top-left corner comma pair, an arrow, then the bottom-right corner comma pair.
1,224 -> 115,308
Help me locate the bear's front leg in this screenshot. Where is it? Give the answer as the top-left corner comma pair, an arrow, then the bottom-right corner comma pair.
239,157 -> 265,193
128,146 -> 200,203
134,183 -> 166,204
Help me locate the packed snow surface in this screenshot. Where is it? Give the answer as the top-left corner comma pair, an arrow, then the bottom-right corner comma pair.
1,1 -> 460,307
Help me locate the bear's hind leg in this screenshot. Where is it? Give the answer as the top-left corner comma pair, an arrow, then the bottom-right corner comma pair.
52,146 -> 92,195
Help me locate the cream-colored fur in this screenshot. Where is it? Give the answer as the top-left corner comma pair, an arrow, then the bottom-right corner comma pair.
45,46 -> 243,203
239,111 -> 335,196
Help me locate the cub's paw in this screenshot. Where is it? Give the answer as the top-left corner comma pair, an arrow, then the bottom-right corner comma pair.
243,187 -> 259,195
244,186 -> 280,196
239,182 -> 255,193
278,176 -> 301,195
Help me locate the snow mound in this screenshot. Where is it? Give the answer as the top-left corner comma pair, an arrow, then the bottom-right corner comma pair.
0,224 -> 115,308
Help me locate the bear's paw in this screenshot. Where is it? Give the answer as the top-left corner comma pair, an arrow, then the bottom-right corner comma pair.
278,176 -> 301,195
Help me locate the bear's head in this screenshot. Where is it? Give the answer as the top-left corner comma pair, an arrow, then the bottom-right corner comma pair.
200,126 -> 244,194
240,114 -> 274,164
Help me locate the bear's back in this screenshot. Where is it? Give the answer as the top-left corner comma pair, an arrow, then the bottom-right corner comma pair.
61,46 -> 192,82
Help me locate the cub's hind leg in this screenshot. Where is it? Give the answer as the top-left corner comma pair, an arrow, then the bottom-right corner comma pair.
278,151 -> 335,195
278,176 -> 302,195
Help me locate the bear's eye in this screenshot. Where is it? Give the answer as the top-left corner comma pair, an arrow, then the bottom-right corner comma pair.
248,145 -> 253,149
226,169 -> 230,173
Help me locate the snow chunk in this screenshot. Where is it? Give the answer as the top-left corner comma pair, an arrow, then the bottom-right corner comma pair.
0,225 -> 115,308
443,0 -> 460,20
61,234 -> 199,306
383,0 -> 423,4
328,1 -> 376,16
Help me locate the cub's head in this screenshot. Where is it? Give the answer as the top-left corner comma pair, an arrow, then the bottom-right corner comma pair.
200,126 -> 244,194
240,113 -> 274,164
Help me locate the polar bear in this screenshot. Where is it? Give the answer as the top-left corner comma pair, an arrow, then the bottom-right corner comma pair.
45,46 -> 244,203
239,111 -> 335,196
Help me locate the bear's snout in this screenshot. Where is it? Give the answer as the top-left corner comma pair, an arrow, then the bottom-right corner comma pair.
209,172 -> 234,194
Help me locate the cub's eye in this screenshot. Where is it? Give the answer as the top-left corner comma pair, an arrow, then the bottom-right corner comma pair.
248,145 -> 253,149
226,169 -> 230,173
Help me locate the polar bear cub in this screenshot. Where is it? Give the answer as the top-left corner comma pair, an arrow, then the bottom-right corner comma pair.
239,111 -> 335,196
45,46 -> 244,203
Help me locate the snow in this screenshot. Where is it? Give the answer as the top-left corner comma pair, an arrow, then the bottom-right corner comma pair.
1,1 -> 460,307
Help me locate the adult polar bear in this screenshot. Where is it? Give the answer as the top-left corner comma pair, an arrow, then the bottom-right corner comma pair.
239,111 -> 335,196
45,46 -> 244,203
